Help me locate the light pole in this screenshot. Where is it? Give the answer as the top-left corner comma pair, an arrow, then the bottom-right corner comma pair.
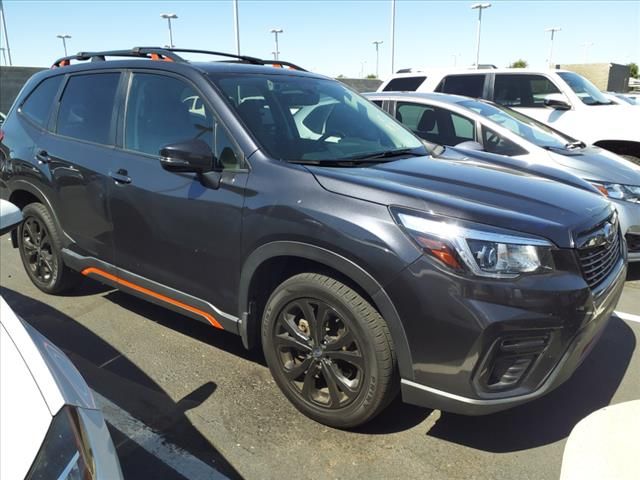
0,0 -> 12,65
160,13 -> 178,48
233,0 -> 240,55
545,27 -> 561,68
372,40 -> 383,78
581,42 -> 594,63
471,3 -> 491,69
390,0 -> 396,74
56,34 -> 71,57
0,47 -> 7,65
270,28 -> 283,60
452,53 -> 461,67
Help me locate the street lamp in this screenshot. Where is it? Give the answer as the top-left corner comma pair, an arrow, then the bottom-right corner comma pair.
471,3 -> 491,69
581,42 -> 594,63
545,27 -> 561,68
160,13 -> 178,48
452,53 -> 461,67
56,34 -> 71,57
270,28 -> 283,60
372,40 -> 383,78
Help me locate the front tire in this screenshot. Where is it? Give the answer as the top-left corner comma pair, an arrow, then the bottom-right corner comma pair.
18,203 -> 79,294
262,273 -> 397,428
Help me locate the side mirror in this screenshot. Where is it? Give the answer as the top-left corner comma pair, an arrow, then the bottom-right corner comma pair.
0,200 -> 23,236
159,139 -> 214,173
544,93 -> 571,110
454,141 -> 485,151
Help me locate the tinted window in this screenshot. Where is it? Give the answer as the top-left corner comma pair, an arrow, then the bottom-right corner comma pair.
371,100 -> 383,107
493,74 -> 561,108
57,73 -> 120,144
435,74 -> 485,98
383,76 -> 427,92
557,71 -> 612,106
125,74 -> 214,156
396,102 -> 475,146
20,76 -> 63,128
481,125 -> 527,156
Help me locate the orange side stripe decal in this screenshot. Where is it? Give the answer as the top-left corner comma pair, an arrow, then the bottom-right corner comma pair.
81,267 -> 223,330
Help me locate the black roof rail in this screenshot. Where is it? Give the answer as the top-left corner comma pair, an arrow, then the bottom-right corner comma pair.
51,47 -> 307,71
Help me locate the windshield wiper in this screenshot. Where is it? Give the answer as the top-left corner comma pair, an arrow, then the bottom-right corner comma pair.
346,148 -> 426,161
565,140 -> 586,149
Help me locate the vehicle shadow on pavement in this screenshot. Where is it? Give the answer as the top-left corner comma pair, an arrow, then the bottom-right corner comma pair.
0,286 -> 243,480
427,316 -> 635,452
103,289 -> 267,366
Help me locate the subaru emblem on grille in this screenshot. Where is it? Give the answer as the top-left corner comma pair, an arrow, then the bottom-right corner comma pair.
603,222 -> 614,244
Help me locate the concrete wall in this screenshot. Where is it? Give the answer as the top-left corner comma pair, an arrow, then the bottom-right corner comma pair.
337,78 -> 382,93
0,66 -> 46,113
560,63 -> 630,92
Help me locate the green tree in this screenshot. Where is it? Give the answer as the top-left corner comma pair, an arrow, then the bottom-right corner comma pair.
509,59 -> 528,68
366,74 -> 377,79
336,74 -> 346,79
629,63 -> 639,79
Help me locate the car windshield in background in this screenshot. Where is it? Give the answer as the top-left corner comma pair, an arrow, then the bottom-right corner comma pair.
458,99 -> 577,150
557,71 -> 613,106
210,74 -> 426,162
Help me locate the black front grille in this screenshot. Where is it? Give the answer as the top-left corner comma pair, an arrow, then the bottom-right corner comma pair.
577,219 -> 621,289
626,233 -> 640,253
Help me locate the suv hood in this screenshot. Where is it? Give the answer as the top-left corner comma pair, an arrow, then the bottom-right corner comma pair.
546,146 -> 640,185
307,148 -> 612,248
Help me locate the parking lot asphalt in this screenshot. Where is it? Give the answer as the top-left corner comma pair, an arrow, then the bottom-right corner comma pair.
1,235 -> 639,480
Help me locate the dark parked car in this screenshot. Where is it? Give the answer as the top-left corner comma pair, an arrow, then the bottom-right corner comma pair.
0,48 -> 627,428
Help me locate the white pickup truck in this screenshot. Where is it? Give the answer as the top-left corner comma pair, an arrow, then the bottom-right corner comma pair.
378,68 -> 640,162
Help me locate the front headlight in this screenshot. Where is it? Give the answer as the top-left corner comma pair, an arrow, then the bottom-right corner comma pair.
26,406 -> 94,480
393,209 -> 555,278
592,182 -> 640,203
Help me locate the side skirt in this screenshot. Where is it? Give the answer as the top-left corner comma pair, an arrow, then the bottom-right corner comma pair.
61,249 -> 239,333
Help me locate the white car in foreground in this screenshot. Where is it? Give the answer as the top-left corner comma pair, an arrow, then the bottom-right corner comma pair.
377,68 -> 640,162
0,200 -> 123,480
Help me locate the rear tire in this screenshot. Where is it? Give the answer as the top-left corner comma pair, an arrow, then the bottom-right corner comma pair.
262,273 -> 397,428
18,203 -> 79,294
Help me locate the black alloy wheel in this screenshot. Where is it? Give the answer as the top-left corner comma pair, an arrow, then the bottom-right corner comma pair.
21,215 -> 57,285
262,273 -> 398,428
273,297 -> 365,409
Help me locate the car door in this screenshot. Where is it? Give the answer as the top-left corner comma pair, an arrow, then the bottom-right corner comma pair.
42,71 -> 122,263
393,101 -> 476,147
491,73 -> 568,124
108,71 -> 247,324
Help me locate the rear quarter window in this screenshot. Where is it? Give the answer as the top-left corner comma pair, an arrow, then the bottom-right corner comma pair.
435,74 -> 486,98
19,76 -> 64,128
383,76 -> 427,92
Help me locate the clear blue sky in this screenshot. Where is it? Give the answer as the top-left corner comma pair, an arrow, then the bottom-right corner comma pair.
1,0 -> 638,78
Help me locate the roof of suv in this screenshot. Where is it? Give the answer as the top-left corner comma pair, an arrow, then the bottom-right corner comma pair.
386,68 -> 572,77
47,46 -> 324,79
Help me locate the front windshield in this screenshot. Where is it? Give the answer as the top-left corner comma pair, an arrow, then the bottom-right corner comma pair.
210,73 -> 426,162
458,99 -> 578,150
557,71 -> 613,106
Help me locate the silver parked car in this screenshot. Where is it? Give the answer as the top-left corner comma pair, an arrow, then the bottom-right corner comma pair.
365,92 -> 640,262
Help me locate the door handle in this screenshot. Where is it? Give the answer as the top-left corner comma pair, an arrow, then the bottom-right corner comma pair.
35,150 -> 51,164
109,169 -> 132,184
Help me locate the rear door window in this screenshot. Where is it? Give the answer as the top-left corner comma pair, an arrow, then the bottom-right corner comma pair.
396,102 -> 475,145
57,73 -> 120,145
435,74 -> 486,98
20,76 -> 64,128
493,74 -> 560,107
383,76 -> 427,91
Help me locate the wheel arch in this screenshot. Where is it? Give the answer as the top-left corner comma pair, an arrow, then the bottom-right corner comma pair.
238,241 -> 415,380
7,182 -> 60,248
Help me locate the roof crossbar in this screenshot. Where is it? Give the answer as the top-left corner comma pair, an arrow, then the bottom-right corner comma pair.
51,47 -> 307,71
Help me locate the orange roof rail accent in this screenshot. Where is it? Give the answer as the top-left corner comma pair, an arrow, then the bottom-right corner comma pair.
81,267 -> 223,329
150,53 -> 174,62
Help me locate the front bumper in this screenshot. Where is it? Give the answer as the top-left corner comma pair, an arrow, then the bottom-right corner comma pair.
388,250 -> 627,415
613,198 -> 640,262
